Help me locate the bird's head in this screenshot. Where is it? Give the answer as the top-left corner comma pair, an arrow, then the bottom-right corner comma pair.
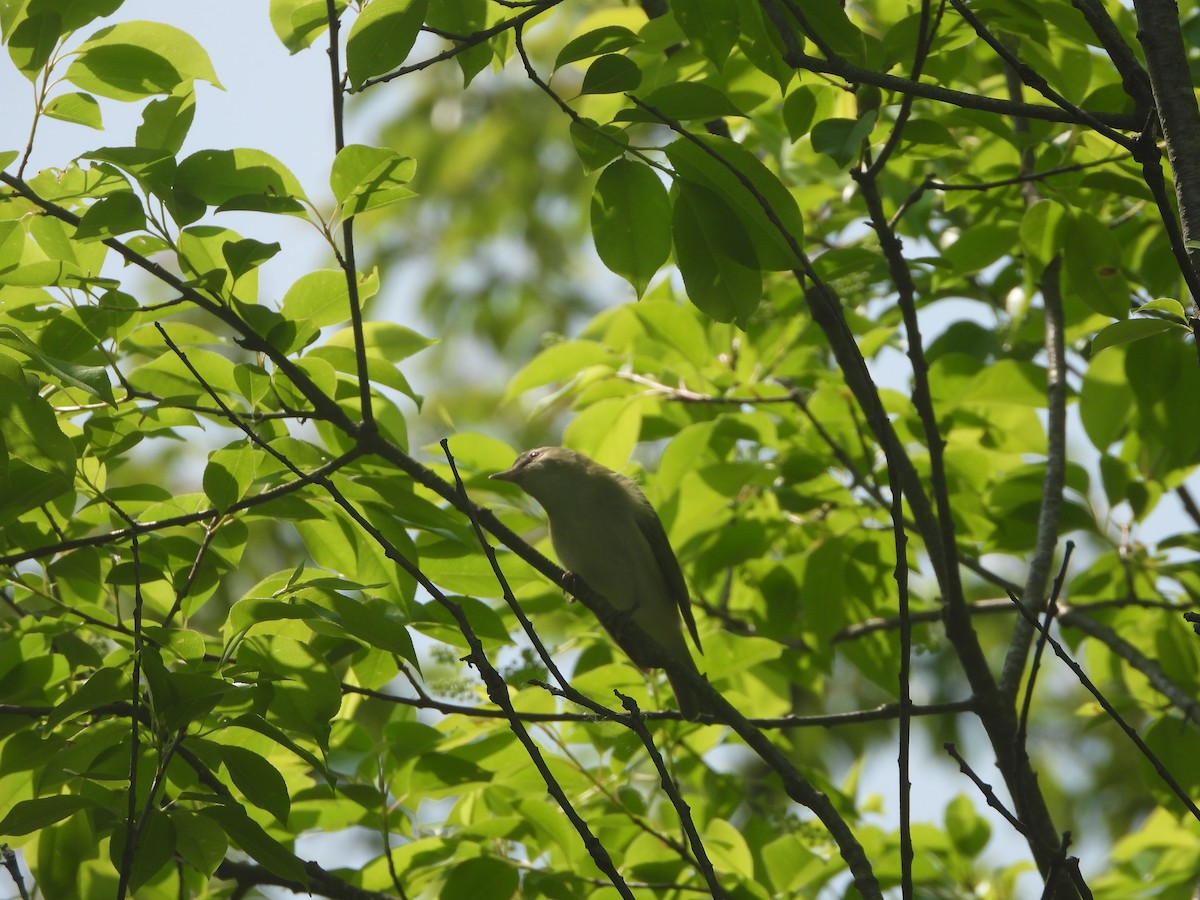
489,447 -> 596,501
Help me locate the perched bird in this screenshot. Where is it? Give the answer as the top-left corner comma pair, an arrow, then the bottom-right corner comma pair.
490,447 -> 709,719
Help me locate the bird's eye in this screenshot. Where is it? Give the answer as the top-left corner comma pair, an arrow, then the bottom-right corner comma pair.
527,450 -> 541,461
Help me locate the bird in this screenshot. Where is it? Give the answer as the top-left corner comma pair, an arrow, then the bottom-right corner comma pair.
490,446 -> 710,719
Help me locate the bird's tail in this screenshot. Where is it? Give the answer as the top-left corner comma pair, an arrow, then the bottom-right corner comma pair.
666,668 -> 716,721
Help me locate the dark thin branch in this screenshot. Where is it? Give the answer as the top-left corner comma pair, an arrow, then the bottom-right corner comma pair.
162,517 -> 222,629
776,48 -> 1143,130
945,745 -> 1092,898
1058,604 -> 1200,728
852,47 -> 1070,883
944,742 -> 1029,837
214,859 -> 395,900
105,505 -> 142,900
1176,484 -> 1200,531
356,1 -> 562,90
1132,0 -> 1200,307
1007,596 -> 1200,823
889,455 -> 914,899
1070,0 -> 1153,111
947,0 -> 1132,148
617,695 -> 727,899
866,0 -> 938,176
0,450 -> 360,568
1018,544 -> 1075,744
440,440 -> 615,717
326,0 -> 374,430
2,844 -> 31,900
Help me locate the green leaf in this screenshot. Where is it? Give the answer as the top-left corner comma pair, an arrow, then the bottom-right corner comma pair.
330,144 -> 417,218
346,0 -> 430,88
674,0 -> 740,69
80,146 -> 176,199
569,118 -> 628,172
665,134 -> 803,270
7,11 -> 65,77
1090,318 -> 1188,356
505,340 -> 614,400
943,223 -> 1021,275
280,269 -> 352,332
1136,297 -> 1188,321
945,794 -> 991,858
1079,345 -> 1132,449
322,593 -> 419,664
74,191 -> 146,242
47,666 -> 128,728
202,805 -> 308,886
175,148 -> 308,214
796,0 -> 867,63
171,811 -> 228,877
563,396 -> 643,471
109,810 -> 176,892
556,26 -> 641,69
325,320 -> 436,361
427,0 -> 491,85
0,795 -> 93,835
579,54 -> 641,95
0,324 -> 115,404
0,357 -> 76,523
442,857 -> 519,900
221,744 -> 292,824
811,114 -> 876,167
65,20 -> 221,100
136,85 -> 196,153
1064,212 -> 1130,319
616,82 -> 745,123
1019,199 -> 1067,270
672,182 -> 762,326
223,238 -> 281,280
270,0 -> 344,54
203,441 -> 261,512
591,159 -> 671,297
43,92 -> 103,129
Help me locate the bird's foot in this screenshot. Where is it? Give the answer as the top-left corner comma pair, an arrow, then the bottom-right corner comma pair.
560,570 -> 581,602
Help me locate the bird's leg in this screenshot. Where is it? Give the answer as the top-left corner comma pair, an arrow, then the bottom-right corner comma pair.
560,571 -> 582,603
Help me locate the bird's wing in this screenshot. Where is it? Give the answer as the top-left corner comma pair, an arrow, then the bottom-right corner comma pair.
637,506 -> 703,654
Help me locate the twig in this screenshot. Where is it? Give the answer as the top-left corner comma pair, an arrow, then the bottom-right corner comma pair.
617,694 -> 727,898
1007,596 -> 1200,822
2,844 -> 31,900
889,459 -> 914,899
356,2 -> 562,90
326,0 -> 373,430
1057,604 -> 1200,728
1017,544 -> 1075,744
944,741 -> 1029,836
947,0 -> 1132,147
1132,0 -> 1200,308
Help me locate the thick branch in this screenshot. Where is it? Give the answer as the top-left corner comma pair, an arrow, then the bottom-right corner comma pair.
1000,260 -> 1067,698
1132,0 -> 1200,305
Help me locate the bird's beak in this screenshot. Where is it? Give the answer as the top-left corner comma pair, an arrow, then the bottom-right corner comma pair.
489,467 -> 519,483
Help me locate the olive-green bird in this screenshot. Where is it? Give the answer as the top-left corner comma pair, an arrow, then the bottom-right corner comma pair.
491,447 -> 709,719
